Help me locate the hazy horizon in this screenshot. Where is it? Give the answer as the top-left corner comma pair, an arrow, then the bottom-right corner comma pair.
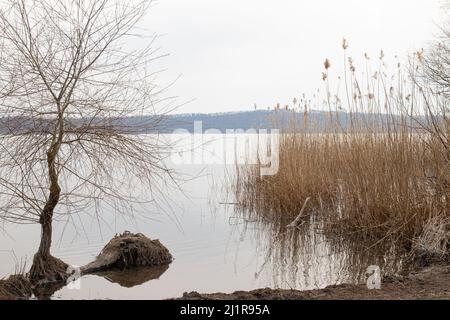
144,0 -> 444,114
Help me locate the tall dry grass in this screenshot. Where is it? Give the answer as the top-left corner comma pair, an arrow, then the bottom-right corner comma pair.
235,42 -> 449,256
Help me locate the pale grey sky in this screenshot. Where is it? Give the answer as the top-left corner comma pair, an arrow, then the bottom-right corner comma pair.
145,0 -> 444,113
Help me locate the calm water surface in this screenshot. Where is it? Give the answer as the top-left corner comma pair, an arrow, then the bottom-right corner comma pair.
0,134 -> 405,299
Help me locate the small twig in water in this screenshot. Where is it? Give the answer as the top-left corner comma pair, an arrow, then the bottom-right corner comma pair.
287,197 -> 312,229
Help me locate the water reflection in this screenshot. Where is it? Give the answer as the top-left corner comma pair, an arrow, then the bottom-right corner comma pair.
231,207 -> 409,290
0,134 -> 414,299
33,282 -> 67,300
33,265 -> 170,299
91,265 -> 170,288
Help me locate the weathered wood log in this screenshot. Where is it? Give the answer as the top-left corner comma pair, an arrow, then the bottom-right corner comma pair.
81,231 -> 173,274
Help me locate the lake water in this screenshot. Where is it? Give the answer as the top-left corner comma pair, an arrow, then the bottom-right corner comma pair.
0,134 -> 405,299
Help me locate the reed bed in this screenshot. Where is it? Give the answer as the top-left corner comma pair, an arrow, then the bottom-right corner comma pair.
235,44 -> 449,257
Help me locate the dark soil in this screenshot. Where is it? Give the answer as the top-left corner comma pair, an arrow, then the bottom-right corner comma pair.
179,265 -> 450,300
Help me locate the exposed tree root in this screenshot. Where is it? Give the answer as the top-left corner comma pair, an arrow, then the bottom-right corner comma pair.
82,231 -> 173,273
29,254 -> 69,286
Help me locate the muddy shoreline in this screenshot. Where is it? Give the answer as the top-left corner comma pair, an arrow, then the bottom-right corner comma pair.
178,264 -> 450,300
2,264 -> 449,300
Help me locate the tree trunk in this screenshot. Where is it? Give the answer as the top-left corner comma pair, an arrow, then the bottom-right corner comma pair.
29,150 -> 68,284
37,155 -> 60,257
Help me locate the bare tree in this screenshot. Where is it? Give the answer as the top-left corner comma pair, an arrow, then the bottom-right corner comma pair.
420,28 -> 450,98
410,6 -> 450,164
0,0 -> 174,283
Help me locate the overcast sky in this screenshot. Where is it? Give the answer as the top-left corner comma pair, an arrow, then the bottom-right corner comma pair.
144,0 -> 444,114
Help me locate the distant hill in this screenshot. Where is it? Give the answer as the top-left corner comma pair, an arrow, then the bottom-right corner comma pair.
158,109 -> 411,133
162,110 -> 285,133
0,109 -> 418,135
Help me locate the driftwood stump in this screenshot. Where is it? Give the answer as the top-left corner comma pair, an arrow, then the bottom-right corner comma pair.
81,231 -> 173,274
